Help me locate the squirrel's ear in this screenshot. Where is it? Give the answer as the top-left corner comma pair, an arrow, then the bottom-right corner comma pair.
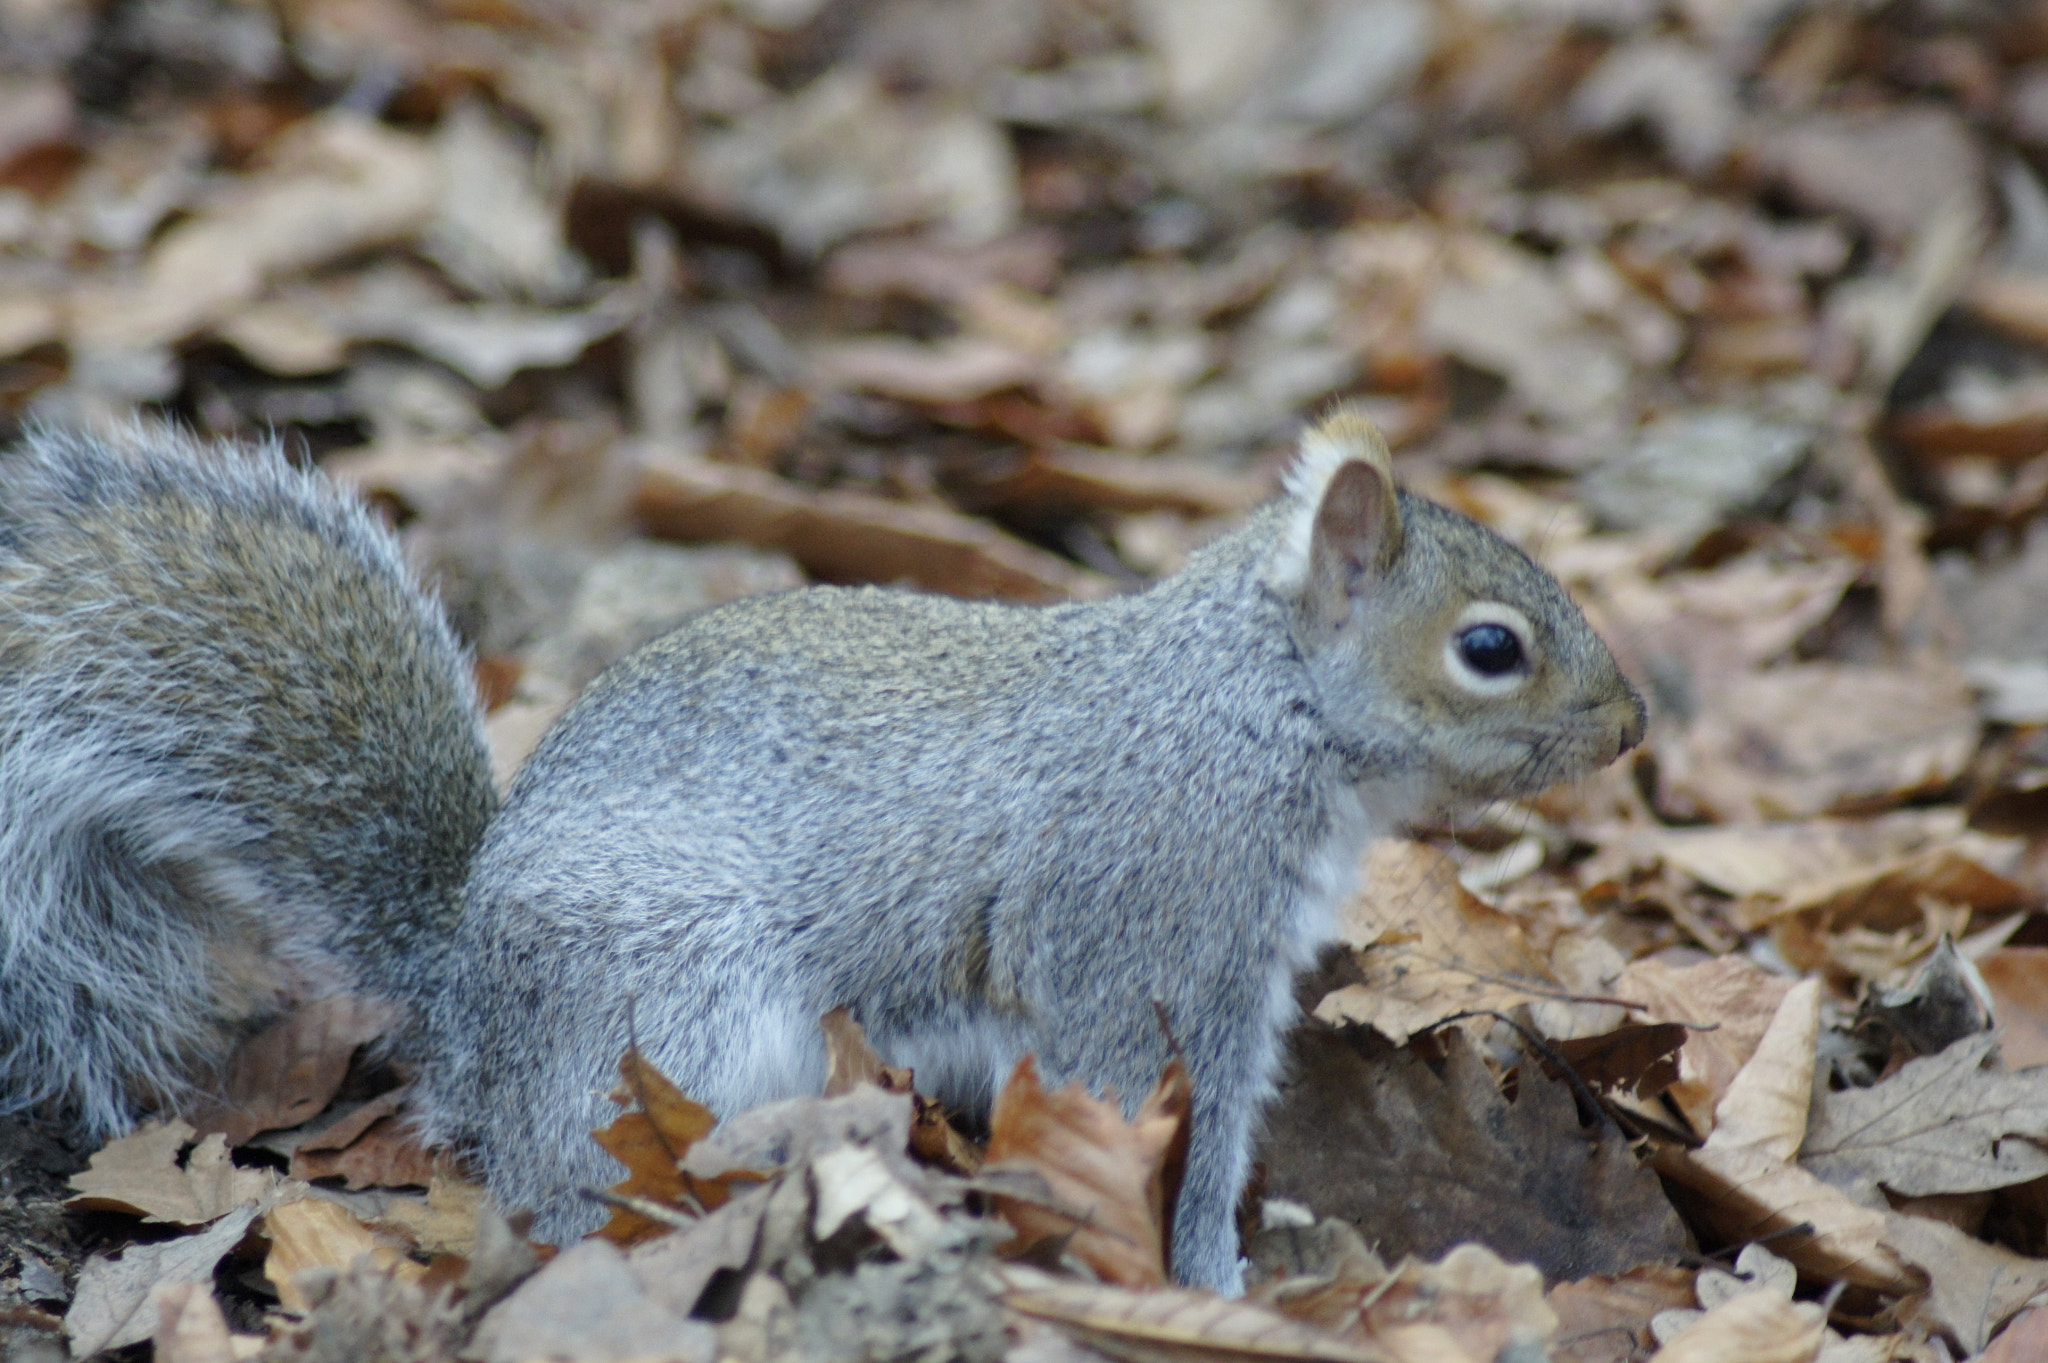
1272,408 -> 1404,624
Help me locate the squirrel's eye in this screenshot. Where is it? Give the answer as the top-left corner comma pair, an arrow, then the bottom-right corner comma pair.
1456,623 -> 1524,677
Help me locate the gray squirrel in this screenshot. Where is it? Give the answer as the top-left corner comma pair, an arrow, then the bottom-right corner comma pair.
0,410 -> 1643,1292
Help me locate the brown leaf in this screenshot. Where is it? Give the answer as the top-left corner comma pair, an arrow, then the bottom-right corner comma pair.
1547,1265 -> 1699,1363
64,1205 -> 261,1356
1611,956 -> 1796,1138
290,1112 -> 462,1190
150,1282 -> 253,1363
985,1055 -> 1190,1288
634,445 -> 1110,602
1545,1023 -> 1688,1101
1977,948 -> 2048,1069
591,1045 -> 764,1247
1258,1027 -> 1686,1280
182,993 -> 402,1147
821,1006 -> 915,1097
67,113 -> 438,351
371,1177 -> 489,1259
1883,1210 -> 2048,1355
1315,841 -> 1566,1045
262,1193 -> 423,1314
1662,662 -> 1981,821
1002,1270 -> 1404,1363
1802,1033 -> 2048,1200
956,446 -> 1269,519
1644,1289 -> 1825,1363
69,1121 -> 279,1225
815,334 -> 1040,402
1651,982 -> 1920,1293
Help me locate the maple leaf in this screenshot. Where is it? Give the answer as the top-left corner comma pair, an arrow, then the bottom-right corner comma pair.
1801,1032 -> 2048,1201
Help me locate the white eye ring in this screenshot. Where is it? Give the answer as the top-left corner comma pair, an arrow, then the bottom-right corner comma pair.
1443,602 -> 1534,697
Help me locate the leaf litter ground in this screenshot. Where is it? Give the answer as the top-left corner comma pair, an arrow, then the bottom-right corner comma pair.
12,0 -> 2048,1359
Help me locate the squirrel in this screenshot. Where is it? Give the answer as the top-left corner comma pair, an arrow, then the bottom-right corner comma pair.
0,411 -> 1643,1293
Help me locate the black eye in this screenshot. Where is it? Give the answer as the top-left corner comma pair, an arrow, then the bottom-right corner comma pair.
1457,623 -> 1524,677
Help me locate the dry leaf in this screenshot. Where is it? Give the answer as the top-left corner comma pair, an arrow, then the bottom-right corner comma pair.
290,1111 -> 459,1190
1316,841 -> 1566,1045
1664,663 -> 1980,821
956,446 -> 1268,519
1548,1265 -> 1699,1363
68,112 -> 437,352
1802,1033 -> 2048,1201
1352,1246 -> 1557,1363
470,1237 -> 716,1363
183,994 -> 401,1146
1612,956 -> 1794,1137
69,1121 -> 279,1225
151,1281 -> 261,1363
635,445 -> 1109,602
1002,1269 -> 1402,1363
1653,981 -> 1920,1292
372,1177 -> 489,1259
1646,1289 -> 1826,1363
1977,948 -> 2048,1069
1882,1210 -> 2048,1355
65,1205 -> 260,1356
592,1045 -> 766,1247
1545,1023 -> 1688,1100
985,1054 -> 1191,1288
1980,1303 -> 2048,1363
1259,1028 -> 1685,1279
262,1193 -> 423,1314
821,1006 -> 915,1096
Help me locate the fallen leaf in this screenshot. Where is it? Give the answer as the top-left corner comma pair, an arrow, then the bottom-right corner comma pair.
1802,1033 -> 2048,1201
1977,948 -> 2048,1069
65,1205 -> 260,1356
470,1237 -> 716,1363
1883,1210 -> 2048,1355
1980,1303 -> 2048,1363
1548,1265 -> 1699,1363
183,994 -> 404,1147
1652,982 -> 1920,1292
290,1111 -> 460,1190
1351,1245 -> 1557,1363
68,112 -> 438,352
815,334 -> 1039,402
1646,1289 -> 1826,1363
1316,841 -> 1567,1045
984,1055 -> 1190,1288
150,1282 -> 255,1363
593,1045 -> 765,1247
1545,1023 -> 1688,1101
262,1193 -> 423,1314
69,1121 -> 279,1225
821,1006 -> 915,1097
1612,955 -> 1794,1137
371,1177 -> 489,1259
1664,662 -> 1981,821
634,444 -> 1110,602
1002,1268 -> 1401,1363
952,445 -> 1268,519
1259,1027 -> 1686,1279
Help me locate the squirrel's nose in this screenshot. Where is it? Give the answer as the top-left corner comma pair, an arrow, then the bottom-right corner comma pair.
1615,691 -> 1647,757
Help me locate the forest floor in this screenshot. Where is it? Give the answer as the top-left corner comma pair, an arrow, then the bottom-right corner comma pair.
7,0 -> 2048,1359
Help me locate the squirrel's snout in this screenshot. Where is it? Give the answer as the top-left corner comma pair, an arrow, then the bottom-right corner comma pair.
1614,692 -> 1647,758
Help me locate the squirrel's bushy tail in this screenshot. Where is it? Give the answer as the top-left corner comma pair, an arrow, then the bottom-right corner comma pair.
0,427 -> 495,1137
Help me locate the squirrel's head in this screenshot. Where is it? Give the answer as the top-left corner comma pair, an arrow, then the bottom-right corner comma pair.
1267,407 -> 1645,821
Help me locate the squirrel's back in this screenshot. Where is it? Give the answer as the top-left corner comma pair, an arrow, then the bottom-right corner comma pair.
0,427 -> 493,1136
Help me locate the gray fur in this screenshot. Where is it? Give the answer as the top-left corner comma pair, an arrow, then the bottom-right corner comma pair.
0,427 -> 492,1132
0,423 -> 1641,1295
